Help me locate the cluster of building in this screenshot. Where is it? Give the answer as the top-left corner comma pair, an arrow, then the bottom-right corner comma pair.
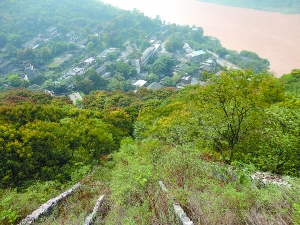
1,21 -> 226,104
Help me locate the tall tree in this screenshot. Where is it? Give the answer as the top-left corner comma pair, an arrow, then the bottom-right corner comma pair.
197,70 -> 284,164
165,35 -> 184,53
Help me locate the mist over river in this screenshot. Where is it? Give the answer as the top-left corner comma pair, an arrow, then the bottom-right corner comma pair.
101,0 -> 300,77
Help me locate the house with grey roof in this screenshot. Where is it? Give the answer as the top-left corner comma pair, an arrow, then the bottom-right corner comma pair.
147,82 -> 162,91
65,31 -> 76,42
0,60 -> 13,73
187,50 -> 206,62
45,26 -> 58,38
69,92 -> 82,104
76,38 -> 88,48
200,64 -> 213,73
24,64 -> 36,80
97,48 -> 118,59
21,37 -> 42,49
141,46 -> 155,64
96,62 -> 111,75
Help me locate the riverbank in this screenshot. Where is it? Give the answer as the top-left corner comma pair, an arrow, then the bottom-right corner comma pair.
102,0 -> 300,76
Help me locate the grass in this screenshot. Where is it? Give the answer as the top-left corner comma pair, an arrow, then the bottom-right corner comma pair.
0,180 -> 71,225
104,140 -> 300,225
1,141 -> 300,225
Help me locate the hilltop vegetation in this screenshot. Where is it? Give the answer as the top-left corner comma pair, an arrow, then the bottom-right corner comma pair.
278,69 -> 300,96
1,69 -> 300,224
197,0 -> 300,14
1,0 -> 300,224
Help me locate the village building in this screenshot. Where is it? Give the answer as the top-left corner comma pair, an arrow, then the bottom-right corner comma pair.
133,80 -> 147,88
97,48 -> 118,59
0,60 -> 13,74
21,37 -> 42,49
83,57 -> 95,66
73,67 -> 84,75
65,31 -> 76,42
76,38 -> 88,48
24,64 -> 36,80
45,26 -> 58,38
96,61 -> 112,75
187,50 -> 206,62
69,92 -> 83,104
147,82 -> 162,91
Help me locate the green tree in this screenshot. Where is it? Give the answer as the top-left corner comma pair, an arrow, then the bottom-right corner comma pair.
279,69 -> 300,96
197,70 -> 284,164
165,35 -> 183,53
5,43 -> 17,56
150,56 -> 178,75
87,69 -> 108,90
0,32 -> 7,47
23,48 -> 36,61
75,79 -> 94,94
40,47 -> 51,62
254,103 -> 300,176
7,74 -> 23,87
189,28 -> 204,42
146,73 -> 159,83
162,77 -> 177,87
216,47 -> 229,58
86,41 -> 95,52
112,61 -> 137,79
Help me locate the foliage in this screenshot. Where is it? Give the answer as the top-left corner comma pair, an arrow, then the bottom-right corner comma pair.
0,89 -> 127,187
109,61 -> 137,79
150,56 -> 178,75
278,69 -> 300,96
164,35 -> 184,53
226,50 -> 270,73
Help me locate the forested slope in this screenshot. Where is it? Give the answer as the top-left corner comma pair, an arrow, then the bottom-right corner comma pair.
1,0 -> 300,224
1,69 -> 300,224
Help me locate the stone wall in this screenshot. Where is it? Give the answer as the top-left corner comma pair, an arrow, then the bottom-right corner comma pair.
19,182 -> 82,225
158,181 -> 194,225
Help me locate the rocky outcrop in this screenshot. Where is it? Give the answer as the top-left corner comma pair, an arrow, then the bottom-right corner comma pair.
251,172 -> 291,188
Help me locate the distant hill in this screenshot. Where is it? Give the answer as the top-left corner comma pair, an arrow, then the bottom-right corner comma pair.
197,0 -> 300,14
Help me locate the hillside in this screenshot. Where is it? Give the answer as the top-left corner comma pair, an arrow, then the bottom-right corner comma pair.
197,0 -> 300,14
1,69 -> 300,224
1,0 -> 300,224
0,0 -> 270,95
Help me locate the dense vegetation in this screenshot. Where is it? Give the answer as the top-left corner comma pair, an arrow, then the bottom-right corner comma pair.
2,69 -> 300,224
197,0 -> 300,14
1,0 -> 300,224
278,69 -> 300,96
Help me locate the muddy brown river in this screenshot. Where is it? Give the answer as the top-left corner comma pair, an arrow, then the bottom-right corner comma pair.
102,0 -> 300,77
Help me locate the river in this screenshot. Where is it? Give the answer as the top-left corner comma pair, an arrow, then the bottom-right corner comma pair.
101,0 -> 300,77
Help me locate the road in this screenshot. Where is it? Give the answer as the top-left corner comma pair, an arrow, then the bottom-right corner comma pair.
207,50 -> 242,70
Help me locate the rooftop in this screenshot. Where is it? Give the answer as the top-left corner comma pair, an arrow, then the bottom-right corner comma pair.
147,82 -> 162,91
22,37 -> 41,48
133,80 -> 147,87
193,50 -> 206,56
69,92 -> 82,104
